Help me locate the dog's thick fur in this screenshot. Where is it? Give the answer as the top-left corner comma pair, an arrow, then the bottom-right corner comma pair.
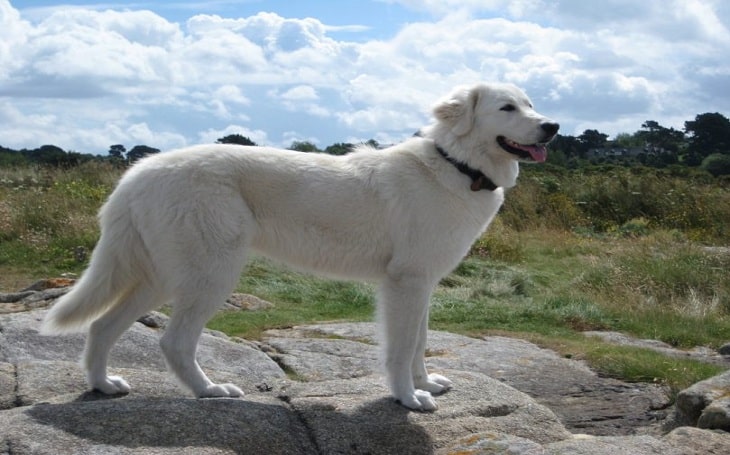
42,82 -> 558,411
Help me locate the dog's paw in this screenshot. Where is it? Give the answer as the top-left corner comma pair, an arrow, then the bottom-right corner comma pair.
198,383 -> 245,398
91,375 -> 131,395
395,390 -> 438,412
415,373 -> 453,394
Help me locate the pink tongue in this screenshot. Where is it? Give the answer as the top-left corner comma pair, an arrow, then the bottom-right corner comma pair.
512,141 -> 547,162
529,145 -> 547,163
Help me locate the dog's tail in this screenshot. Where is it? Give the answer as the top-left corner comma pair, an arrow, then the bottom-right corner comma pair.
40,201 -> 143,334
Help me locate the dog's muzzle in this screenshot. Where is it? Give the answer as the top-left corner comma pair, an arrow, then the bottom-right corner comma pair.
497,121 -> 560,163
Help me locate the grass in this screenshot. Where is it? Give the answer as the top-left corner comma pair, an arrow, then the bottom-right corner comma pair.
582,344 -> 726,393
208,258 -> 374,339
527,334 -> 727,396
0,162 -> 117,284
1,163 -> 728,392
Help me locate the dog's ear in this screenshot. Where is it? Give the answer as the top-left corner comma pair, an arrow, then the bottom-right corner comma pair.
433,86 -> 481,136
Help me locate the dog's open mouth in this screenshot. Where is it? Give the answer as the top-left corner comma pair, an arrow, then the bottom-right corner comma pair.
497,136 -> 548,163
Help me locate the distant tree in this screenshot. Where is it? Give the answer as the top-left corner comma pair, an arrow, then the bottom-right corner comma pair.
365,139 -> 380,149
28,144 -> 67,166
323,142 -> 353,155
685,112 -> 730,160
288,141 -> 321,153
216,134 -> 257,146
636,120 -> 685,153
126,145 -> 160,163
613,132 -> 642,148
637,120 -> 663,144
0,145 -> 26,166
108,144 -> 126,159
578,129 -> 609,155
65,151 -> 92,166
550,134 -> 582,159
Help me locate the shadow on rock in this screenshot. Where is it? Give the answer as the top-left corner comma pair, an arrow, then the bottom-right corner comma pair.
292,396 -> 435,454
23,394 -> 433,454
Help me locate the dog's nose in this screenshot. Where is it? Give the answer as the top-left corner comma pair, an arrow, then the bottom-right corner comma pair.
541,122 -> 560,137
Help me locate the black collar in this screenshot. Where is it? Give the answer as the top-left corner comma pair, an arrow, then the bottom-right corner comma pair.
434,144 -> 498,192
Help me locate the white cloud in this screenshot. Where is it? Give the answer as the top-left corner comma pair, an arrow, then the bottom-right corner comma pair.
324,24 -> 370,33
0,97 -> 188,153
0,1 -> 30,78
196,85 -> 252,120
179,24 -> 267,85
676,0 -> 730,43
380,0 -> 540,17
0,101 -> 57,145
269,85 -> 330,118
0,0 -> 728,152
280,85 -> 318,101
337,105 -> 424,134
213,85 -> 250,105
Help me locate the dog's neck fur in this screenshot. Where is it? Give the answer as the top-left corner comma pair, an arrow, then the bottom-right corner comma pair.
418,126 -> 520,189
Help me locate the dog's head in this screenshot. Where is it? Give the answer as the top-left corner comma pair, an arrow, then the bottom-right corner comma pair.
433,83 -> 559,164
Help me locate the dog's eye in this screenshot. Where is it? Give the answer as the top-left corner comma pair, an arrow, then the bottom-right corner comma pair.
500,104 -> 516,112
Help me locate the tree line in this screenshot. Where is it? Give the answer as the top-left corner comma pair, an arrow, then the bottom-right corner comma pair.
1,112 -> 729,175
549,112 -> 730,172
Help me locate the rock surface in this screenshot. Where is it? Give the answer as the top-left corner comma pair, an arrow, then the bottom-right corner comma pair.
267,323 -> 672,435
699,397 -> 730,430
676,369 -> 730,430
0,309 -> 728,454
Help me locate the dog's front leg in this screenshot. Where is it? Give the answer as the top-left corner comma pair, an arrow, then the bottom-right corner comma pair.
378,274 -> 437,411
412,306 -> 453,394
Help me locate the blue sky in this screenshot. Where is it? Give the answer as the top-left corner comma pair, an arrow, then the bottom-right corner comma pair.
19,0 -> 428,39
1,0 -> 729,154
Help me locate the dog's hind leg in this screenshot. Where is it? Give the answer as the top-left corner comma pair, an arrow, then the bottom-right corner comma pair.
160,286 -> 243,397
378,273 -> 438,411
411,306 -> 453,394
153,192 -> 256,398
84,282 -> 162,394
160,251 -> 248,398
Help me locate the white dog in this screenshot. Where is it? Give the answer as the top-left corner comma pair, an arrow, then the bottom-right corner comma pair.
42,82 -> 558,411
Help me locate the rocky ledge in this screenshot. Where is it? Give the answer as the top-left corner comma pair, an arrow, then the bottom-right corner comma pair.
0,289 -> 729,454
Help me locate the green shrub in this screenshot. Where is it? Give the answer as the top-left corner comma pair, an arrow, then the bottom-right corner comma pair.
470,218 -> 525,262
501,166 -> 730,242
702,153 -> 730,177
619,217 -> 650,237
